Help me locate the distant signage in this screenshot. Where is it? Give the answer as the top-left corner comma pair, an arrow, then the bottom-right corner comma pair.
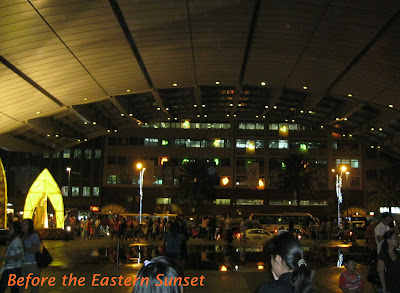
90,206 -> 100,212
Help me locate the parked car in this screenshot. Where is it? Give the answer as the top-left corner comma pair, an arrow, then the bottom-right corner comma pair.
237,228 -> 273,243
232,219 -> 262,237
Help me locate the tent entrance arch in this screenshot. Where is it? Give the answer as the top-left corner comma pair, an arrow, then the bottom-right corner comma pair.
23,169 -> 64,229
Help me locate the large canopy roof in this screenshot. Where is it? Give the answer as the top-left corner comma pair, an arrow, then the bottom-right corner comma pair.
1,0 -> 400,158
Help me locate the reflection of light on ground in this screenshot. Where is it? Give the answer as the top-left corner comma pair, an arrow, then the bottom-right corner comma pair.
125,263 -> 143,269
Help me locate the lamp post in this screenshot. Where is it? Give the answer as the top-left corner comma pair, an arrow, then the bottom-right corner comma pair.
136,163 -> 146,223
333,165 -> 349,230
66,167 -> 71,196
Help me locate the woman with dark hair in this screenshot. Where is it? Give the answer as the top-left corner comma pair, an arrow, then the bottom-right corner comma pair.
256,232 -> 314,293
21,218 -> 41,293
132,256 -> 182,293
0,221 -> 24,293
377,230 -> 400,293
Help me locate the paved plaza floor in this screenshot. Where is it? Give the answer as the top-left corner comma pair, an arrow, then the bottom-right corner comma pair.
0,237 -> 377,293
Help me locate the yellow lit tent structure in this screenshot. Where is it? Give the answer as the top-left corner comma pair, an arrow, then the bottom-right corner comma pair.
23,169 -> 64,229
0,158 -> 7,229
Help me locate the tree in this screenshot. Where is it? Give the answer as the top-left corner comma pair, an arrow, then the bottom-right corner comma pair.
369,169 -> 400,213
177,159 -> 217,223
280,155 -> 318,209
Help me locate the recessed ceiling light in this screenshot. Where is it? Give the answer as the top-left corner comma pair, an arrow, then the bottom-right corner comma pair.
167,117 -> 171,120
93,122 -> 97,125
303,86 -> 308,90
47,134 -> 50,137
193,105 -> 197,107
202,104 -> 205,108
342,134 -> 346,137
291,119 -> 295,122
379,128 -> 383,131
129,113 -> 133,116
226,114 -> 230,117
114,130 -> 118,132
216,81 -> 220,85
84,139 -> 88,141
83,98 -> 88,101
84,122 -> 88,125
230,104 -> 234,107
371,127 -> 375,131
55,134 -> 59,137
145,123 -> 148,125
377,146 -> 381,149
126,89 -> 131,92
273,106 -> 277,109
336,118 -> 340,120
349,134 -> 352,137
261,82 -> 266,86
238,104 -> 242,107
265,105 -> 269,109
285,119 -> 288,122
107,129 -> 111,132
347,93 -> 352,97
389,104 -> 394,108
256,115 -> 259,118
233,114 -> 237,117
308,111 -> 312,114
157,107 -> 161,110
173,83 -> 178,87
78,139 -> 81,142
197,115 -> 200,117
320,125 -> 324,128
344,118 -> 347,121
300,110 -> 304,113
121,113 -> 125,116
36,111 -> 41,115
174,117 -> 177,120
371,145 -> 374,149
165,107 -> 169,111
204,115 -> 207,118
263,115 -> 266,118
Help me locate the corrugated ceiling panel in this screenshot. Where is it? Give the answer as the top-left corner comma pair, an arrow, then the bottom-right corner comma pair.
287,1 -> 400,93
120,0 -> 195,88
331,6 -> 400,102
244,0 -> 330,87
0,65 -> 60,121
190,0 -> 254,85
0,1 -> 106,106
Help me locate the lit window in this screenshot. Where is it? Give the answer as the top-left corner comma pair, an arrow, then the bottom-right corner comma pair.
162,139 -> 169,146
236,199 -> 264,206
83,186 -> 90,197
93,187 -> 99,196
156,198 -> 171,204
144,138 -> 159,146
72,187 -> 79,196
84,149 -> 92,159
63,149 -> 71,159
351,159 -> 359,168
61,186 -> 68,197
269,123 -> 278,130
215,199 -> 231,205
278,140 -> 289,149
74,149 -> 81,159
95,149 -> 101,159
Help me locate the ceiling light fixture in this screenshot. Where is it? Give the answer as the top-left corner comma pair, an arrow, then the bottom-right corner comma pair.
84,122 -> 88,125
230,104 -> 234,107
202,104 -> 205,108
263,115 -> 266,118
36,111 -> 41,115
129,113 -> 133,116
204,115 -> 207,118
261,82 -> 266,86
83,98 -> 88,101
233,114 -> 237,117
227,114 -> 230,117
78,139 -> 81,142
121,113 -> 125,116
47,134 -> 50,137
344,118 -> 348,121
265,106 -> 269,109
216,81 -> 220,85
379,128 -> 383,131
300,110 -> 304,113
167,117 -> 171,120
389,104 -> 394,108
320,126 -> 324,128
336,118 -> 340,120
93,122 -> 97,125
55,134 -> 59,137
165,107 -> 169,111
349,134 -> 352,137
347,93 -> 352,97
114,130 -> 118,132
292,120 -> 295,122
371,127 -> 375,131
193,105 -> 197,107
238,104 -> 242,107
174,117 -> 177,120
303,86 -> 308,90
273,106 -> 277,109
197,115 -> 200,117
256,115 -> 259,118
173,83 -> 178,87
126,89 -> 131,92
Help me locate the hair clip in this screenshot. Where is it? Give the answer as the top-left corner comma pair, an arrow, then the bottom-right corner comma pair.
298,259 -> 307,267
144,260 -> 151,267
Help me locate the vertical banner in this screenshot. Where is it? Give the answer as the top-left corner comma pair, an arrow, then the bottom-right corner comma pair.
247,162 -> 259,188
0,158 -> 7,229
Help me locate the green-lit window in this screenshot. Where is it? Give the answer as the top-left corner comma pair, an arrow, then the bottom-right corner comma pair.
156,198 -> 171,204
215,199 -> 231,205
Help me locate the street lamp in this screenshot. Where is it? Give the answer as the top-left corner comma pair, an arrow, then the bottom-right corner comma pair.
66,167 -> 71,196
136,163 -> 146,223
333,165 -> 349,230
